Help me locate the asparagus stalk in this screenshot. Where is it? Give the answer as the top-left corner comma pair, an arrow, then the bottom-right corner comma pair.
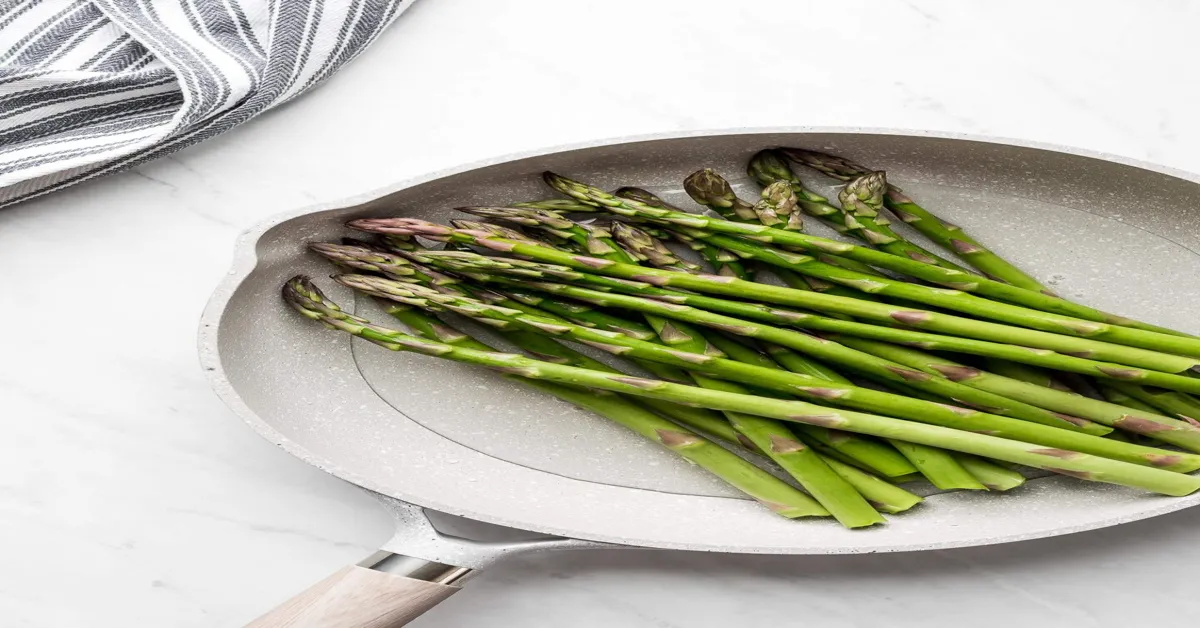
1106,384 -> 1200,423
595,224 -> 883,526
285,276 -> 829,517
679,227 -> 1200,360
336,272 -> 1200,472
683,168 -> 885,283
983,359 -> 1076,392
702,309 -> 980,491
821,457 -> 924,513
447,272 -> 1106,434
780,147 -> 1195,339
283,277 -> 1200,498
746,150 -> 965,271
1098,385 -> 1165,415
700,321 -> 920,481
540,171 -> 1200,355
614,186 -> 752,279
780,147 -> 1049,291
481,253 -> 1200,386
358,224 -> 1196,374
890,441 -> 986,491
954,455 -> 1027,491
832,338 -> 1200,450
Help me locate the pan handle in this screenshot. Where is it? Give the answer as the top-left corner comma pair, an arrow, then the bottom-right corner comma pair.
243,551 -> 470,628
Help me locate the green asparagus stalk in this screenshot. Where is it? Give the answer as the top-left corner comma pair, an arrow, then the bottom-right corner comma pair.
285,276 -> 829,517
447,272 -> 1106,434
600,225 -> 883,526
335,272 -> 1200,473
283,277 -> 1200,497
540,171 -> 1200,355
610,222 -> 702,272
747,150 -> 965,271
615,186 -> 753,279
821,457 -> 924,513
482,252 -> 1200,386
890,441 -> 986,490
359,227 -> 1195,374
1098,385 -> 1165,415
683,168 -> 885,284
832,337 -> 1200,450
954,455 -> 1027,491
780,147 -> 1195,339
1106,384 -> 1200,423
702,327 -> 920,480
780,147 -> 1048,290
705,320 -> 979,491
983,359 -> 1076,392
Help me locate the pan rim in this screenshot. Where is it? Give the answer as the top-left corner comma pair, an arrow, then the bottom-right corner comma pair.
198,126 -> 1200,554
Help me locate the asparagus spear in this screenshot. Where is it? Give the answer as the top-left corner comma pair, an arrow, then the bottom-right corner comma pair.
821,457 -> 924,513
1106,384 -> 1200,423
337,272 -> 1200,472
832,338 -> 1200,450
422,270 -> 1106,434
540,171 -> 1200,355
983,359 -> 1076,393
781,147 -> 1048,290
610,221 -> 702,272
954,455 -> 1027,491
683,168 -> 885,283
283,277 -> 1200,498
474,253 -> 1200,388
614,186 -> 753,280
631,235 -> 980,491
356,221 -> 1197,373
780,147 -> 1196,339
746,150 -> 965,271
285,276 -> 830,517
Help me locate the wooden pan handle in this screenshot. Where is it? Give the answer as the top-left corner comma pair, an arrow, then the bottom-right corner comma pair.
244,564 -> 461,628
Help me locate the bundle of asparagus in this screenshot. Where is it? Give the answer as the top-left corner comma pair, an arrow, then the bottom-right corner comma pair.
283,147 -> 1200,529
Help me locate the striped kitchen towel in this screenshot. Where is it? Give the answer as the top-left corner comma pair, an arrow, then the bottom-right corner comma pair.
0,0 -> 412,207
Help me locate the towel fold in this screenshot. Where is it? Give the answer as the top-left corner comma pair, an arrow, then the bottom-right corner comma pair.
0,0 -> 412,207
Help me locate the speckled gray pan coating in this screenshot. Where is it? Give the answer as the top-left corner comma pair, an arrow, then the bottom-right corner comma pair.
199,128 -> 1200,554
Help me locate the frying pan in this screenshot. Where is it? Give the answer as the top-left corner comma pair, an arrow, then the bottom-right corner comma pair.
199,128 -> 1200,626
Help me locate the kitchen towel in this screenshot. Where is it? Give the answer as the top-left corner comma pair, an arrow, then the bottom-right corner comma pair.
0,0 -> 411,207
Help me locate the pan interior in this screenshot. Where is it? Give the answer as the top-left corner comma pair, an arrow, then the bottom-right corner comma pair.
211,131 -> 1200,552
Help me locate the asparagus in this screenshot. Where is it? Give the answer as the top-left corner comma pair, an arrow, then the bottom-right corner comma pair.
678,283 -> 979,492
285,276 -> 830,517
781,147 -> 1196,339
1097,385 -> 1164,414
336,272 -> 1200,473
954,455 -> 1027,491
431,270 -> 1107,434
540,171 -> 1200,355
890,441 -> 986,491
833,338 -> 1200,451
822,457 -> 924,513
496,252 -> 1200,387
610,222 -> 702,272
700,320 -> 921,481
683,168 -> 885,283
781,147 -> 1047,290
1107,384 -> 1200,423
681,227 -> 1200,363
615,186 -> 753,279
983,359 -> 1076,393
358,222 -> 1196,373
747,150 -> 964,270
570,222 -> 883,526
282,277 -> 1200,497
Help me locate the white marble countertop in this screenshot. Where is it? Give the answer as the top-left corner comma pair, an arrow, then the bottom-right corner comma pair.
6,1 -> 1200,626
